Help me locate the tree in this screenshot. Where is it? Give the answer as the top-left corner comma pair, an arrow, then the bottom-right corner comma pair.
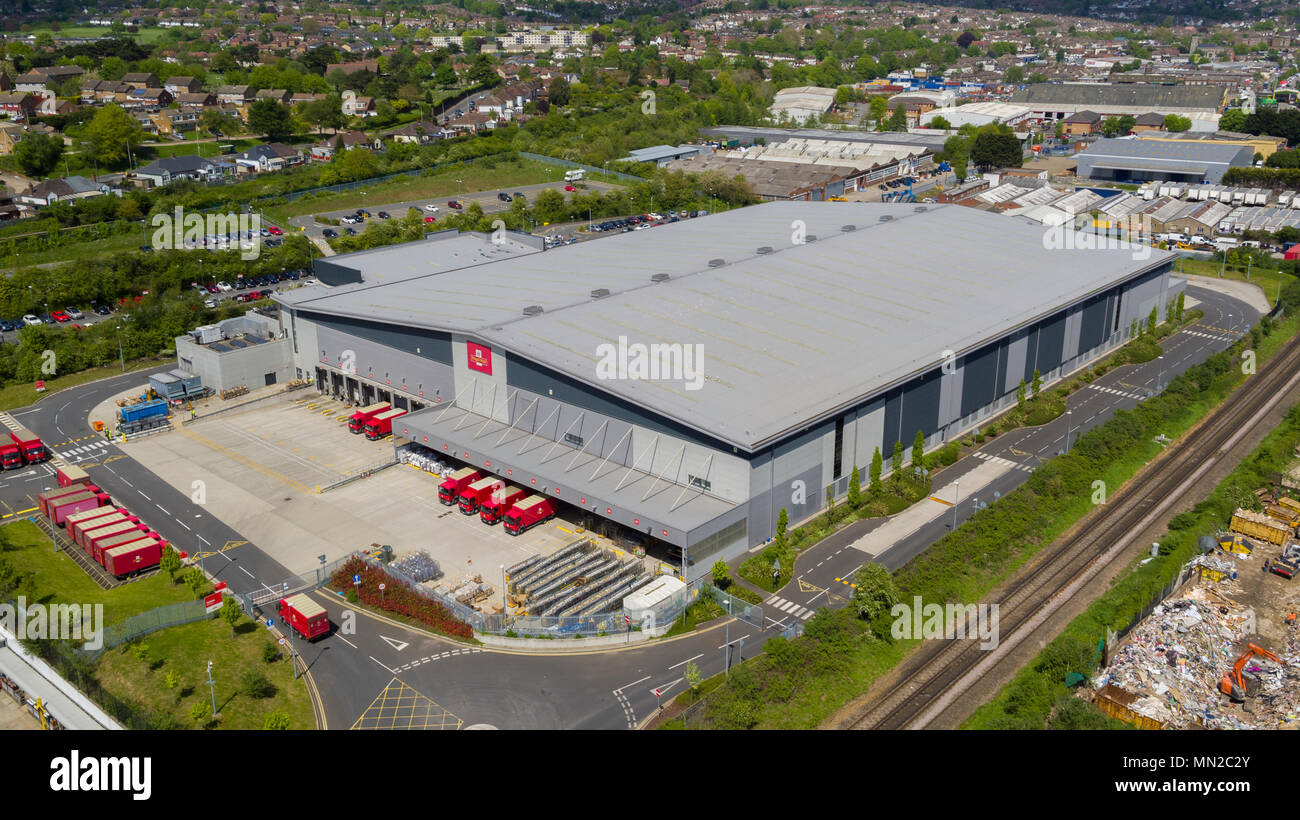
241,670 -> 275,699
1163,114 -> 1191,132
548,76 -> 571,107
82,105 -> 146,167
711,560 -> 731,589
825,484 -> 836,524
850,563 -> 900,621
160,546 -> 181,581
190,700 -> 211,724
684,659 -> 701,694
1147,305 -> 1158,334
869,447 -> 883,495
163,670 -> 181,702
247,98 -> 294,140
970,131 -> 1022,169
912,430 -> 925,471
1219,108 -> 1247,132
1175,292 -> 1185,322
434,63 -> 457,86
264,710 -> 292,730
1004,65 -> 1024,84
847,466 -> 861,508
219,597 -> 241,636
184,567 -> 208,597
13,133 -> 63,177
775,508 -> 789,546
1031,369 -> 1042,396
886,105 -> 909,132
868,95 -> 888,129
1016,379 -> 1027,409
928,115 -> 951,130
892,439 -> 904,474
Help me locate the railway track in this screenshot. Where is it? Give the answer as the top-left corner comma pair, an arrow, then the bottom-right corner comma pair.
844,328 -> 1300,730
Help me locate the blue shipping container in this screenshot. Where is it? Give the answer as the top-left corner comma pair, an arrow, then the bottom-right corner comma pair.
120,399 -> 168,424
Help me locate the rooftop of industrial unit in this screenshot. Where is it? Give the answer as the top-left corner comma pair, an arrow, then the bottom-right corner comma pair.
280,202 -> 1174,451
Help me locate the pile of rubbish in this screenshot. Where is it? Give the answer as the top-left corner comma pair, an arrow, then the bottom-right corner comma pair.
397,444 -> 455,478
392,550 -> 442,583
1093,574 -> 1299,729
432,574 -> 494,608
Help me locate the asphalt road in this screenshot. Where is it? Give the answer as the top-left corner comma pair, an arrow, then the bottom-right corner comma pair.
0,280 -> 1263,730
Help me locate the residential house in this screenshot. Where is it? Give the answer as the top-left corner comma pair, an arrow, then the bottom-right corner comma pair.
216,85 -> 254,105
326,60 -> 380,75
18,175 -> 106,207
0,122 -> 23,155
176,92 -> 217,109
291,92 -> 327,106
14,65 -> 84,95
342,95 -> 375,118
0,93 -> 39,121
122,72 -> 162,88
443,110 -> 493,133
385,120 -> 443,145
164,76 -> 202,95
0,73 -> 11,93
255,88 -> 293,104
149,108 -> 200,136
235,143 -> 305,173
0,191 -> 18,222
1130,112 -> 1167,134
335,130 -> 383,151
125,87 -> 174,109
134,155 -> 234,187
1062,109 -> 1102,136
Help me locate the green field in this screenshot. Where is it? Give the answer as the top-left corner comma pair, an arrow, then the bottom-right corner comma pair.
0,519 -> 191,624
1,230 -> 146,271
147,138 -> 264,160
94,614 -> 315,730
23,24 -> 174,44
0,354 -> 172,413
261,157 -> 560,224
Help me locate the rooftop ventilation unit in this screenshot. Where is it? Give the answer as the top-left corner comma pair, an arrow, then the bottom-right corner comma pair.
522,305 -> 544,316
805,234 -> 817,242
651,273 -> 671,283
841,224 -> 856,232
879,215 -> 894,222
914,206 -> 927,213
590,288 -> 610,299
756,246 -> 773,254
707,259 -> 725,267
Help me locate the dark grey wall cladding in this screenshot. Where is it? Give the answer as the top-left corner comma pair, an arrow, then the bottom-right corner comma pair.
505,355 -> 739,454
883,387 -> 902,454
961,343 -> 999,418
1079,293 -> 1110,352
899,368 -> 942,444
1023,326 -> 1040,382
1035,311 -> 1067,373
301,310 -> 454,365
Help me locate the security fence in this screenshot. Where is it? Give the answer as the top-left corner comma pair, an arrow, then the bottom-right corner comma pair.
244,553 -> 357,612
517,151 -> 644,184
86,599 -> 211,660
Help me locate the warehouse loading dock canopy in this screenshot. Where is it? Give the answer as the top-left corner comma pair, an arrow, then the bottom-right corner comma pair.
399,404 -> 740,535
284,202 -> 1173,452
1089,161 -> 1210,176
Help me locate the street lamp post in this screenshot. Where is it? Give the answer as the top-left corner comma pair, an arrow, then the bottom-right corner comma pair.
724,592 -> 733,677
206,661 -> 217,719
115,325 -> 125,372
1065,410 -> 1073,452
952,480 -> 960,530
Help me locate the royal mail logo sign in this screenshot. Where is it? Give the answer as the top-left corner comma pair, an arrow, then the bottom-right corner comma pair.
467,342 -> 493,375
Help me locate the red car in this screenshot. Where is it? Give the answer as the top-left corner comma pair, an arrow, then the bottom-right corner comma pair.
268,225 -> 283,235
447,200 -> 462,210
565,185 -> 576,192
247,290 -> 265,300
424,216 -> 437,223
51,311 -> 71,322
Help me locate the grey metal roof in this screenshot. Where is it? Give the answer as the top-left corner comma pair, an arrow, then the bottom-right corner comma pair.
700,125 -> 950,152
1009,83 -> 1226,112
1079,138 -> 1251,167
283,202 -> 1173,452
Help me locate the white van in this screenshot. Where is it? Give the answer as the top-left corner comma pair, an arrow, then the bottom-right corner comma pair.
564,169 -> 584,182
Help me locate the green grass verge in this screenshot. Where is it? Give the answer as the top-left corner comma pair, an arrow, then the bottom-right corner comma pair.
0,354 -> 172,413
1175,258 -> 1296,308
0,520 -> 192,624
679,308 -> 1299,729
94,615 -> 314,729
966,399 -> 1300,729
663,595 -> 728,638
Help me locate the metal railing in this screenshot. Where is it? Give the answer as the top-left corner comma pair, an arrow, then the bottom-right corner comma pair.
86,599 -> 211,660
317,456 -> 400,493
517,151 -> 644,184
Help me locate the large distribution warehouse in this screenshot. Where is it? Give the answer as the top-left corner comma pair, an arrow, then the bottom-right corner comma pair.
275,202 -> 1178,577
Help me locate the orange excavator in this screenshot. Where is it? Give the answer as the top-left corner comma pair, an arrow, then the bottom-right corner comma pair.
1219,643 -> 1283,702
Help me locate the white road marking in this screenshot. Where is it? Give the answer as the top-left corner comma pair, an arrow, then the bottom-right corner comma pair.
614,675 -> 651,694
668,653 -> 703,670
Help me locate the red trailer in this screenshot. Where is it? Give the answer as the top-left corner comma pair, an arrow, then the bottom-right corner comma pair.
93,529 -> 150,567
104,538 -> 162,578
502,495 -> 556,536
480,485 -> 527,525
279,594 -> 329,640
0,444 -> 21,470
48,491 -> 101,526
38,485 -> 99,518
348,402 -> 390,434
56,464 -> 92,488
75,513 -> 130,550
64,505 -> 118,539
458,476 -> 502,515
10,426 -> 46,464
363,408 -> 406,441
438,467 -> 482,505
85,520 -> 143,556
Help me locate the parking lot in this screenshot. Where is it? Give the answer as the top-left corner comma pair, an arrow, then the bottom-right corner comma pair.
119,393 -> 574,602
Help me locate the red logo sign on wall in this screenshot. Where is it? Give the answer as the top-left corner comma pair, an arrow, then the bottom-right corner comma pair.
467,342 -> 493,375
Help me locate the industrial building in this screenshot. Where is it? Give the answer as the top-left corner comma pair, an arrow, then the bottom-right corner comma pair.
662,154 -> 861,200
274,202 -> 1178,578
175,312 -> 294,392
1075,138 -> 1253,184
1009,83 -> 1227,128
769,86 -> 837,124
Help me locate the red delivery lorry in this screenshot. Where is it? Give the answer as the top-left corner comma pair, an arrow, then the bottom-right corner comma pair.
38,485 -> 99,518
48,491 -> 100,526
0,443 -> 21,470
480,485 -> 527,525
64,505 -> 118,539
75,513 -> 129,550
348,402 -> 390,434
85,520 -> 141,555
279,594 -> 329,640
104,538 -> 162,578
502,495 -> 556,536
458,476 -> 502,515
363,408 -> 406,441
94,529 -> 151,568
56,464 -> 91,488
438,467 -> 482,505
10,426 -> 46,463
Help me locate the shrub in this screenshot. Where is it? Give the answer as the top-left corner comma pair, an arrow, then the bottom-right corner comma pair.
329,557 -> 473,639
261,642 -> 280,663
241,670 -> 276,699
263,709 -> 292,730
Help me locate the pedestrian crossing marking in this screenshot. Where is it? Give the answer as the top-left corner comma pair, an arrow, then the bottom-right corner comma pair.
971,451 -> 1033,473
1088,383 -> 1146,401
763,593 -> 814,620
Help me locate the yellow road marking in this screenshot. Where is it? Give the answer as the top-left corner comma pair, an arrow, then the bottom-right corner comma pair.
929,496 -> 953,506
1,506 -> 38,519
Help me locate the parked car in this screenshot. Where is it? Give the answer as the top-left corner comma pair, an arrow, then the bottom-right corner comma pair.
564,185 -> 576,192
424,216 -> 437,223
447,200 -> 462,210
216,282 -> 233,292
377,211 -> 390,219
247,290 -> 265,300
268,225 -> 283,235
498,192 -> 512,202
92,302 -> 112,316
205,284 -> 220,294
65,307 -> 84,320
424,204 -> 439,212
22,315 -> 41,327
204,298 -> 218,309
38,314 -> 53,325
344,227 -> 357,235
322,229 -> 338,238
